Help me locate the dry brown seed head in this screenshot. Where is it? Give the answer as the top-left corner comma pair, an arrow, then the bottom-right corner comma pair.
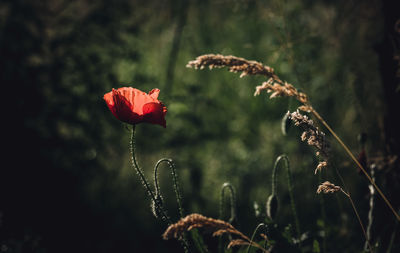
187,54 -> 275,78
315,161 -> 328,174
162,213 -> 247,240
316,181 -> 342,194
227,239 -> 251,249
288,111 -> 330,174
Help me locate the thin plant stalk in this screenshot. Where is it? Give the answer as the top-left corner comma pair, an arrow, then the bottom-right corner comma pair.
386,218 -> 398,253
311,109 -> 400,222
154,158 -> 185,218
219,182 -> 237,223
333,167 -> 374,253
365,165 -> 376,252
340,189 -> 373,253
218,182 -> 237,253
246,223 -> 267,253
130,126 -> 170,223
272,155 -> 301,240
318,173 -> 327,253
130,126 -> 190,253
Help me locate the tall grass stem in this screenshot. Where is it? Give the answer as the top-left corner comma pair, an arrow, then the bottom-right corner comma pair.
311,109 -> 400,221
246,223 -> 267,253
332,165 -> 373,253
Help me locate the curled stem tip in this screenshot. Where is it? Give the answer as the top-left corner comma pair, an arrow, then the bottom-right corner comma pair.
220,182 -> 237,224
154,158 -> 185,218
269,155 -> 301,239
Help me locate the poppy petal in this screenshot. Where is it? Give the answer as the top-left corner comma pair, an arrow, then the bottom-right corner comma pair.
148,89 -> 160,99
143,102 -> 166,128
104,87 -> 167,127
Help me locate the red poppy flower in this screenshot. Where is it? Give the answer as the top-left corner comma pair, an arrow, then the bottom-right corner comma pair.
104,87 -> 167,128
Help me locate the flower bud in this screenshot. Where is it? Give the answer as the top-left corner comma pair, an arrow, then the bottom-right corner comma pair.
266,194 -> 279,220
281,112 -> 291,136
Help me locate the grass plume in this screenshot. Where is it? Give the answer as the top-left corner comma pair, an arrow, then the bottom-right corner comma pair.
187,54 -> 276,78
287,111 -> 330,174
163,213 -> 269,253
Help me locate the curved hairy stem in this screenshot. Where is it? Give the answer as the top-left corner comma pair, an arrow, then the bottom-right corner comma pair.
271,155 -> 301,239
130,126 -> 170,223
311,109 -> 400,221
130,126 -> 190,253
218,182 -> 237,253
219,182 -> 237,223
154,158 -> 185,218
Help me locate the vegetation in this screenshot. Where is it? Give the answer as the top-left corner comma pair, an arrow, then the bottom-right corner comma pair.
1,0 -> 399,252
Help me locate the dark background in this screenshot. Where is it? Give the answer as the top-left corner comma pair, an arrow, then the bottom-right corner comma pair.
1,0 -> 399,252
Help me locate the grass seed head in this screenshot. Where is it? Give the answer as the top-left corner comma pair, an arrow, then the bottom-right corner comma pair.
316,181 -> 342,194
288,111 -> 330,174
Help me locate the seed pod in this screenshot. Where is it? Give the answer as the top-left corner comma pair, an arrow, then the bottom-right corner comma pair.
266,194 -> 279,220
281,112 -> 291,136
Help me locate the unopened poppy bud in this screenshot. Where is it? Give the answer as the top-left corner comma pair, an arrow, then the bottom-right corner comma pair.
281,111 -> 291,136
266,194 -> 279,220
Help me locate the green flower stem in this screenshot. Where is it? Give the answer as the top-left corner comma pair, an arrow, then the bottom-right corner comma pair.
129,126 -> 190,253
130,126 -> 170,223
219,182 -> 237,223
218,183 -> 237,253
272,155 -> 301,240
154,158 -> 185,218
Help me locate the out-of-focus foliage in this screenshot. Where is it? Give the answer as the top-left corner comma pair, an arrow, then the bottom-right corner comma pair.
1,0 -> 398,252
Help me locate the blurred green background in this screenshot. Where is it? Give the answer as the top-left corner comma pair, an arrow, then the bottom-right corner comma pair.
1,0 -> 399,252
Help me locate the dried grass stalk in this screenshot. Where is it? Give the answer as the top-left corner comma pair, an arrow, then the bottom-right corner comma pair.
254,78 -> 310,108
187,54 -> 276,78
163,213 -> 269,252
316,181 -> 342,194
187,54 -> 312,111
288,111 -> 330,174
227,239 -> 251,249
162,213 -> 246,240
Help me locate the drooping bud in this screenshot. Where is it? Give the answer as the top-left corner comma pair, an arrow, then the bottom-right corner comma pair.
266,194 -> 279,220
281,111 -> 291,136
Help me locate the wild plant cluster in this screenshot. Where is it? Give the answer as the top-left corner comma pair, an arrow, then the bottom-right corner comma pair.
104,54 -> 399,253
